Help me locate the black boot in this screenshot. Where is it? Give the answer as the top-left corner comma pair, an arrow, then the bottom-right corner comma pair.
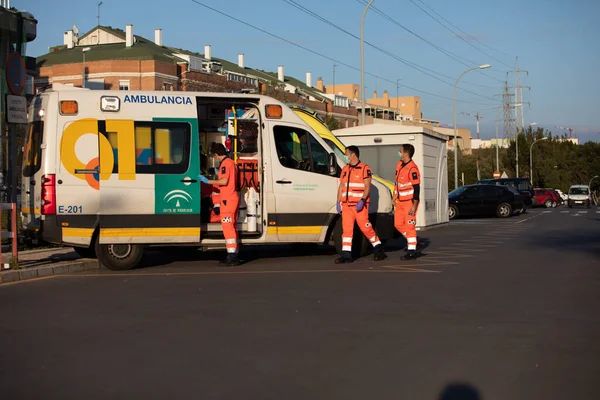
373,245 -> 387,261
335,251 -> 353,264
402,250 -> 418,260
220,254 -> 241,267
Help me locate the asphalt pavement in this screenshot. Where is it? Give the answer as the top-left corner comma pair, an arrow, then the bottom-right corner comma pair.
1,207 -> 599,400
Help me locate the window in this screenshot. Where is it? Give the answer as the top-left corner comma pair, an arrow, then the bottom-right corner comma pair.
273,126 -> 332,175
464,186 -> 481,198
23,121 -> 44,177
119,80 -> 130,91
104,121 -> 190,174
480,185 -> 500,197
323,138 -> 346,162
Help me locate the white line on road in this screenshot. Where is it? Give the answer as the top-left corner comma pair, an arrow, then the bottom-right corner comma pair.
578,211 -> 588,214
516,215 -> 537,224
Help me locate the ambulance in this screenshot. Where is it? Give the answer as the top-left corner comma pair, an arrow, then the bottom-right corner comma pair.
21,85 -> 395,270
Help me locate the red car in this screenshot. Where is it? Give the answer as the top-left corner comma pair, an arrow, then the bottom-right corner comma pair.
534,188 -> 559,208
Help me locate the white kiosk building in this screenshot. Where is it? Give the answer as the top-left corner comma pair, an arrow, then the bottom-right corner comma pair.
333,123 -> 450,230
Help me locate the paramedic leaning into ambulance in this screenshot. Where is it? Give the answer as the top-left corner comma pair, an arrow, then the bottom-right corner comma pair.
335,145 -> 387,264
198,143 -> 241,266
394,143 -> 421,260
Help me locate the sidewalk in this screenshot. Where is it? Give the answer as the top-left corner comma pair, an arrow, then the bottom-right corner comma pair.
0,246 -> 100,284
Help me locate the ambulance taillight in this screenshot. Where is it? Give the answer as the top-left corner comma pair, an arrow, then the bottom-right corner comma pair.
41,174 -> 57,215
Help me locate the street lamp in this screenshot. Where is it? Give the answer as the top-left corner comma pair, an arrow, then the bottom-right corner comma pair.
81,47 -> 91,88
360,0 -> 375,126
453,64 -> 491,189
529,136 -> 547,186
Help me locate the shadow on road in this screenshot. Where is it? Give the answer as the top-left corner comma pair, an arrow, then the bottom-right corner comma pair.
439,382 -> 482,400
523,228 -> 600,258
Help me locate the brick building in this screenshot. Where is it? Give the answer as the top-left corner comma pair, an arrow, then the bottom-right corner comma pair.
35,24 -> 358,127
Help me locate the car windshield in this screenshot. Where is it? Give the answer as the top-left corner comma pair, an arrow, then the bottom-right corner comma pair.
569,187 -> 589,195
449,186 -> 468,197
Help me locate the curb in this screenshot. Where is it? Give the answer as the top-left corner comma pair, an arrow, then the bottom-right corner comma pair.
0,259 -> 101,285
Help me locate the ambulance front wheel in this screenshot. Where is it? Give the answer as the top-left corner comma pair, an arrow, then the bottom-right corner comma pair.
95,240 -> 144,271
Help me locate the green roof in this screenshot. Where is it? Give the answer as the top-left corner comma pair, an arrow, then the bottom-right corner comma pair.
37,35 -> 183,67
37,25 -> 332,102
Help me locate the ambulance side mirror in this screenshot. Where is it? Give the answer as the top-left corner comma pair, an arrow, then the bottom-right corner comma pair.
328,153 -> 337,176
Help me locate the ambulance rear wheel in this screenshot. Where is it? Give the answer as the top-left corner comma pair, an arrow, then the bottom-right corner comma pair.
95,241 -> 144,271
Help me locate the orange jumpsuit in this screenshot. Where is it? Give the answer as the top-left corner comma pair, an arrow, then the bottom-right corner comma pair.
394,159 -> 421,251
339,162 -> 382,255
216,157 -> 239,256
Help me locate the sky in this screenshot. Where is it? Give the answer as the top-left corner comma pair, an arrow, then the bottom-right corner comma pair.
16,0 -> 600,143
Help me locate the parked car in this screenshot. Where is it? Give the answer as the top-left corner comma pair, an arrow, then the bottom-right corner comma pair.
567,185 -> 592,208
477,178 -> 536,209
449,184 -> 525,219
534,188 -> 559,208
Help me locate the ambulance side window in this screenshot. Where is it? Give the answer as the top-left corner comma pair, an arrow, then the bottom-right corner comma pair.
23,121 -> 44,177
103,121 -> 190,174
273,126 -> 332,176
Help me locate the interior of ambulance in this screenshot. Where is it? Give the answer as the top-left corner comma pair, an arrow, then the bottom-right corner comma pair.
196,99 -> 263,239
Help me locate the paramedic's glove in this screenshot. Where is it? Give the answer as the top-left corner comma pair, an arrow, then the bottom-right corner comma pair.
336,202 -> 342,214
197,175 -> 209,184
356,199 -> 365,212
213,206 -> 220,216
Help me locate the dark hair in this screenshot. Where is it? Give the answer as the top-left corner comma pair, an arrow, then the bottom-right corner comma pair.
346,145 -> 360,158
210,142 -> 228,156
401,143 -> 415,158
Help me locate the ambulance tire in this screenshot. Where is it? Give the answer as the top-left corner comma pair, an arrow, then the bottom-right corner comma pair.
73,246 -> 96,259
95,240 -> 144,271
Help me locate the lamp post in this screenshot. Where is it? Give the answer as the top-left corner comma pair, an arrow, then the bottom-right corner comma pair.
81,47 -> 91,88
529,136 -> 547,185
453,64 -> 491,189
360,0 -> 375,126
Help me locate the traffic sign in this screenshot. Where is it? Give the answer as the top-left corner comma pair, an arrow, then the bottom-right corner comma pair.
6,52 -> 26,96
493,171 -> 501,179
6,95 -> 28,124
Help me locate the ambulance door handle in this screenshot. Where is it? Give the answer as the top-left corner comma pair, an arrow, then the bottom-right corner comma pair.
181,178 -> 197,183
75,169 -> 98,174
276,180 -> 292,184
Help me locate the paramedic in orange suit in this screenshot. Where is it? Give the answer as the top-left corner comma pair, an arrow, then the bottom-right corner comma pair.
394,143 -> 421,260
335,145 -> 387,264
198,143 -> 240,266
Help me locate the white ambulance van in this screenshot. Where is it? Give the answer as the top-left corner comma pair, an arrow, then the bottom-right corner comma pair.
21,85 -> 395,270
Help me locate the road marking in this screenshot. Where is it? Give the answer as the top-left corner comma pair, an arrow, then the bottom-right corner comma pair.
425,251 -> 476,259
578,211 -> 588,214
542,211 -> 553,214
0,275 -> 58,287
560,211 -> 570,213
438,247 -> 485,252
516,215 -> 537,224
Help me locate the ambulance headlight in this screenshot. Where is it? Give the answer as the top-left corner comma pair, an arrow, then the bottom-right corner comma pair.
101,96 -> 120,112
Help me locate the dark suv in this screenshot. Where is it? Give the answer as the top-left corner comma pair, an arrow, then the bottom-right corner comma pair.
477,178 -> 537,209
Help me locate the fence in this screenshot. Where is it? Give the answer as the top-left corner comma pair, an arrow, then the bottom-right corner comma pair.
1,203 -> 18,269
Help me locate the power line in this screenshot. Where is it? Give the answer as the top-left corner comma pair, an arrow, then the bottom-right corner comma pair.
189,0 -> 498,105
282,0 -> 500,102
354,0 -> 500,89
408,0 -> 514,70
414,0 -> 515,59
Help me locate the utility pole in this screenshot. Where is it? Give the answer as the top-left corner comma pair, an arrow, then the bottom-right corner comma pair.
461,112 -> 484,139
495,119 -> 500,172
360,0 -> 374,126
507,56 -> 530,134
332,64 -> 337,100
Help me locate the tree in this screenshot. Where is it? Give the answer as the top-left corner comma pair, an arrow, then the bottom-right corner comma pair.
324,114 -> 339,131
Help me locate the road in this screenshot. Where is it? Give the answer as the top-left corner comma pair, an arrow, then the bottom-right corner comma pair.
1,208 -> 599,399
